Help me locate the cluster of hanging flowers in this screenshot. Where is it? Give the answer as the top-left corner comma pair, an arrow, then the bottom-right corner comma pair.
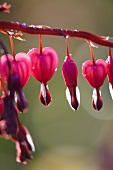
1,2 -> 113,164
62,40 -> 113,111
0,29 -> 59,163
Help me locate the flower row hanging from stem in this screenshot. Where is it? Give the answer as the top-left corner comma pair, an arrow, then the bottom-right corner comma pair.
1,1 -> 113,165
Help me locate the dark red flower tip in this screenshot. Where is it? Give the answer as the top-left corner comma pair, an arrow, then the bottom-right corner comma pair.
62,54 -> 78,87
27,47 -> 58,83
0,95 -> 18,136
92,88 -> 103,111
15,91 -> 28,113
11,124 -> 35,164
7,72 -> 28,113
66,86 -> 80,110
82,59 -> 107,88
0,53 -> 31,87
39,83 -> 52,106
62,54 -> 80,110
106,48 -> 113,99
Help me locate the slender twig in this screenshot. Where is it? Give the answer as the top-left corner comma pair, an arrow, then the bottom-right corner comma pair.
0,21 -> 113,48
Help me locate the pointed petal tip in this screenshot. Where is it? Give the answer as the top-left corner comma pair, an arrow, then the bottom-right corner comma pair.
26,134 -> 35,152
40,83 -> 52,106
92,99 -> 103,111
66,86 -> 80,111
92,88 -> 103,111
109,83 -> 113,100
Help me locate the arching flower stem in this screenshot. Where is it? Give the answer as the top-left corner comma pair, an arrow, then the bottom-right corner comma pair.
0,21 -> 113,48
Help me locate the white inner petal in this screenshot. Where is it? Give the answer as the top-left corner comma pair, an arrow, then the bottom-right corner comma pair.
66,86 -> 80,111
14,93 -> 17,103
66,87 -> 75,111
55,68 -> 57,71
76,86 -> 80,108
26,134 -> 35,152
66,87 -> 72,108
109,83 -> 113,100
92,88 -> 97,107
92,88 -> 101,106
41,83 -> 47,105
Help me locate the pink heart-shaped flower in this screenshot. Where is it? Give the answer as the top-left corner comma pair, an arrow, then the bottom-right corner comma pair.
106,55 -> 113,86
82,59 -> 107,88
0,53 -> 31,87
27,47 -> 58,83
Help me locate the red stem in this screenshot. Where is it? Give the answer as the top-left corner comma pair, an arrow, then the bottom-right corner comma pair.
0,21 -> 113,48
0,78 -> 7,95
108,47 -> 112,57
86,40 -> 95,64
9,36 -> 15,60
40,34 -> 42,55
66,37 -> 69,57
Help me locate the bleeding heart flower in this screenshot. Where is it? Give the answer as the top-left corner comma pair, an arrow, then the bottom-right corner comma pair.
82,59 -> 107,111
62,54 -> 80,110
0,52 -> 31,87
11,123 -> 35,164
106,48 -> 113,99
27,47 -> 58,106
82,59 -> 107,88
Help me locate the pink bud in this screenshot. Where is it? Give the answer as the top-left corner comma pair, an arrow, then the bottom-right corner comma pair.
106,55 -> 113,86
106,51 -> 113,99
62,54 -> 80,110
62,55 -> 78,87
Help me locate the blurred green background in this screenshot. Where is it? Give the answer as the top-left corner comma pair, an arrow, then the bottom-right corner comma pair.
1,0 -> 113,169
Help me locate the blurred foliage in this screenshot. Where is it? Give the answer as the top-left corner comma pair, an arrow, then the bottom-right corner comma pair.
0,0 -> 113,169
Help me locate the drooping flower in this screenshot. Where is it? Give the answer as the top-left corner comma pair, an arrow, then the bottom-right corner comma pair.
82,59 -> 107,110
62,54 -> 80,110
0,53 -> 30,113
0,52 -> 31,87
8,72 -> 28,113
27,47 -> 58,106
0,95 -> 19,137
106,48 -> 113,99
0,79 -> 35,164
0,39 -> 34,164
11,123 -> 35,164
0,94 -> 35,164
